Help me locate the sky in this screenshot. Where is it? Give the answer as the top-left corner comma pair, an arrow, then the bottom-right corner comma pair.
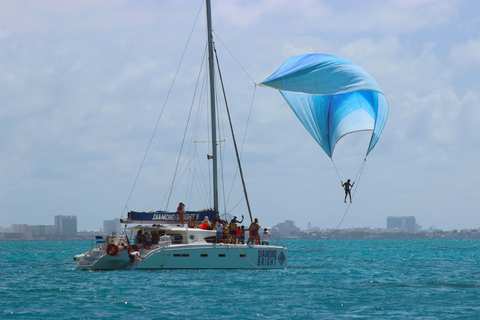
1,0 -> 479,232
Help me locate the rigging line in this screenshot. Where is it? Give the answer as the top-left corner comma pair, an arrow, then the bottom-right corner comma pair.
351,158 -> 367,201
192,144 -> 209,208
212,30 -> 257,85
166,44 -> 208,210
319,158 -> 367,245
214,47 -> 254,223
121,2 -> 205,218
228,195 -> 246,212
214,79 -> 228,214
241,85 -> 256,155
331,158 -> 343,183
226,84 -> 257,207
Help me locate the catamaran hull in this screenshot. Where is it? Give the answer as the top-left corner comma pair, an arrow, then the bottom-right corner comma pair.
134,244 -> 288,270
75,249 -> 135,271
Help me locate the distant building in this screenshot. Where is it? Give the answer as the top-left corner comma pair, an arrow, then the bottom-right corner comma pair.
103,219 -> 121,235
28,225 -> 56,236
273,220 -> 301,234
387,216 -> 417,232
55,215 -> 77,236
12,224 -> 29,233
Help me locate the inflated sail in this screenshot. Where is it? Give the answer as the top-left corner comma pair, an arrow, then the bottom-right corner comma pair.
260,54 -> 388,158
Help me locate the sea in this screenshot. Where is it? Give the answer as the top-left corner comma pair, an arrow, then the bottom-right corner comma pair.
1,239 -> 478,320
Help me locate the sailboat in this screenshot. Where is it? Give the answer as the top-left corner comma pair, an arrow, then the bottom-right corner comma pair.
75,0 -> 288,271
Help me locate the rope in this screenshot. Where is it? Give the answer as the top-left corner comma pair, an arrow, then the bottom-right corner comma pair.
214,47 -> 253,223
331,158 -> 343,183
225,85 -> 256,214
166,45 -> 208,210
352,158 -> 367,200
212,31 -> 257,85
319,157 -> 367,244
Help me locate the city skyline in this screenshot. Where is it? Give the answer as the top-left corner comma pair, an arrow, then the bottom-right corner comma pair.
2,215 -> 477,234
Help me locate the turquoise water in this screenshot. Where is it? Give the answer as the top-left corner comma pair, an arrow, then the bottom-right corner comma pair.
1,239 -> 479,319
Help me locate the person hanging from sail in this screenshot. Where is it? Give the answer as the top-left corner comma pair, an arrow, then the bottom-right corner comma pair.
342,179 -> 355,203
177,202 -> 185,227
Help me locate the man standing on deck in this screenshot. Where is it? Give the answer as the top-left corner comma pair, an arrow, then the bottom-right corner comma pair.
248,218 -> 261,245
261,228 -> 271,245
216,221 -> 223,243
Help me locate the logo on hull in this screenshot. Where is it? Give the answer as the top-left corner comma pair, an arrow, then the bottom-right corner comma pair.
257,249 -> 286,267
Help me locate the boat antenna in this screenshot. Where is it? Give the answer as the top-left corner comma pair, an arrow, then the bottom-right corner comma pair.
206,0 -> 219,215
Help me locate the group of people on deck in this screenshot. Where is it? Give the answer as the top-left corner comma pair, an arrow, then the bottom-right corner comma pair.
215,216 -> 271,245
177,202 -> 272,245
134,229 -> 163,250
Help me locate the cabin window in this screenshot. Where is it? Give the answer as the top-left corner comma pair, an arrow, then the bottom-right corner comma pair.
204,236 -> 216,243
201,254 -> 208,257
182,254 -> 189,257
167,233 -> 184,244
239,254 -> 246,257
173,254 -> 181,257
218,254 -> 226,257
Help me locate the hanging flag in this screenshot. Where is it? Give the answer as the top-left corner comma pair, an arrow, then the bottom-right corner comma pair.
207,155 -> 213,160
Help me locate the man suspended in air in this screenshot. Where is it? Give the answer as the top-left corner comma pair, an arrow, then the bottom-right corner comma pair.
342,179 -> 354,203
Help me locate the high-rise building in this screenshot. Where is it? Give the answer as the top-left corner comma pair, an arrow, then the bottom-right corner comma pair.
386,216 -> 416,232
103,219 -> 121,235
55,215 -> 77,236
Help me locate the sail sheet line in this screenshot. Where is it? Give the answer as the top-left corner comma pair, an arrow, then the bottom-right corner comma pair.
214,46 -> 254,223
212,30 -> 257,85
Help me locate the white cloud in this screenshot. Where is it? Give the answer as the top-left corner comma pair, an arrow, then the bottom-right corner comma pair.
450,37 -> 480,69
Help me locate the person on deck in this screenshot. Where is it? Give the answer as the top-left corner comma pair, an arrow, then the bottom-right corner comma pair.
216,221 -> 223,243
342,179 -> 355,203
228,215 -> 243,244
247,218 -> 261,245
177,202 -> 185,227
144,230 -> 152,250
261,228 -> 271,245
239,225 -> 246,244
201,216 -> 212,229
134,229 -> 143,247
187,216 -> 196,228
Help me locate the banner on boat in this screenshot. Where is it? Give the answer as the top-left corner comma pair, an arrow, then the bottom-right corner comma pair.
122,210 -> 217,224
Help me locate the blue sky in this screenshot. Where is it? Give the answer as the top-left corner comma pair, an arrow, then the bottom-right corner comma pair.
1,0 -> 479,231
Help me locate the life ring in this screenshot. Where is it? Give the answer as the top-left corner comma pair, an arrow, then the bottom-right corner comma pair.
106,243 -> 119,256
128,245 -> 139,254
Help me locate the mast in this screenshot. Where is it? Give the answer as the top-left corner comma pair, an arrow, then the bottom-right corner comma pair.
206,0 -> 218,213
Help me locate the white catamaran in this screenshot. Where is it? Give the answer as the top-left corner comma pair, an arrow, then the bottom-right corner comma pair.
75,0 -> 288,271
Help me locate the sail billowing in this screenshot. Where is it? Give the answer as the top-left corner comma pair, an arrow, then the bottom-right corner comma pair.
260,54 -> 388,158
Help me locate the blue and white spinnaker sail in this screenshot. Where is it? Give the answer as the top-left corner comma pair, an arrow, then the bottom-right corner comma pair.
260,54 -> 388,158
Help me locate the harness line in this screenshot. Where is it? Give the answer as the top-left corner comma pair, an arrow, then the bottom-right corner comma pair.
320,157 -> 367,243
